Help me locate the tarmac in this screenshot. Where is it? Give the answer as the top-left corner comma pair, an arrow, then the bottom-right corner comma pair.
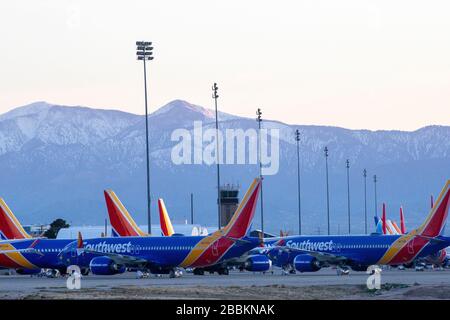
0,268 -> 449,299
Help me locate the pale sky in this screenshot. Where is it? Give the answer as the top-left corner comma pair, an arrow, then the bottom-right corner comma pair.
0,0 -> 449,130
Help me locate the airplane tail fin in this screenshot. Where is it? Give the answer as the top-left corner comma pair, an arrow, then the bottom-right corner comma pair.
375,219 -> 383,234
400,206 -> 406,234
0,198 -> 32,239
390,220 -> 402,235
416,181 -> 450,238
431,195 -> 434,209
223,178 -> 262,239
382,203 -> 387,235
374,215 -> 379,226
158,199 -> 175,237
103,190 -> 147,237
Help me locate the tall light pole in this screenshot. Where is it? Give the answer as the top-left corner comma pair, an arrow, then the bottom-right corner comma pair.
295,129 -> 302,235
324,146 -> 330,235
363,169 -> 368,234
136,41 -> 153,234
373,174 -> 378,218
190,193 -> 194,225
346,159 -> 351,234
257,108 -> 264,235
212,83 -> 222,229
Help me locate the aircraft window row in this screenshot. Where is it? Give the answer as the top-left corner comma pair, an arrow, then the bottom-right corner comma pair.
39,249 -> 61,253
140,246 -> 193,251
342,244 -> 388,249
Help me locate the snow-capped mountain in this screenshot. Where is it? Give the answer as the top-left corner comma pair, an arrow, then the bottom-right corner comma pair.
0,100 -> 449,234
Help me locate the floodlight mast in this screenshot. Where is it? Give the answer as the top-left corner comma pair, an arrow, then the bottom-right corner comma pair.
136,41 -> 154,234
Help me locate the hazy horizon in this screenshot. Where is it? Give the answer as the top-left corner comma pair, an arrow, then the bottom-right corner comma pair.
1,1 -> 450,130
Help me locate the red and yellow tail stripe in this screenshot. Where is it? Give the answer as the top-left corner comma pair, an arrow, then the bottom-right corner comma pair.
158,199 -> 175,237
0,198 -> 32,240
377,180 -> 450,265
180,178 -> 261,268
104,190 -> 147,237
390,221 -> 402,235
0,242 -> 37,269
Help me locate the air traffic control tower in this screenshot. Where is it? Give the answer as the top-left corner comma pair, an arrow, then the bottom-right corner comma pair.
220,184 -> 240,228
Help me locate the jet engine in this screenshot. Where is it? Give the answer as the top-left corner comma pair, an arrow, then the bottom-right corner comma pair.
244,255 -> 272,272
293,254 -> 321,273
89,256 -> 126,275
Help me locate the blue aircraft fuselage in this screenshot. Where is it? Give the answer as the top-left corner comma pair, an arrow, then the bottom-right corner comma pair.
267,234 -> 450,269
0,235 -> 260,273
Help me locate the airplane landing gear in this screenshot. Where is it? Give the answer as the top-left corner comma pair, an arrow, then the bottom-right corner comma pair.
218,268 -> 229,276
336,267 -> 350,276
169,269 -> 183,278
193,268 -> 205,276
136,270 -> 150,279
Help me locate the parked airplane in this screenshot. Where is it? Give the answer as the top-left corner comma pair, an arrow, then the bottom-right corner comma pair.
107,185 -> 272,275
0,198 -> 44,275
377,196 -> 448,268
0,178 -> 265,277
0,198 -> 32,240
267,180 -> 450,274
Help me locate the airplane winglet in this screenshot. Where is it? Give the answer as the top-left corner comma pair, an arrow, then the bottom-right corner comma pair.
77,232 -> 84,249
30,238 -> 40,249
158,199 -> 175,237
400,206 -> 406,234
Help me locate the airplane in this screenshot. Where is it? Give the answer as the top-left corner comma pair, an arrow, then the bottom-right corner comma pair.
0,198 -> 45,275
377,197 -> 448,269
107,185 -> 273,275
267,180 -> 450,275
0,178 -> 266,278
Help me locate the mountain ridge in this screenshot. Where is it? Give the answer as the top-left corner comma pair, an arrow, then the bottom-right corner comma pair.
0,100 -> 449,234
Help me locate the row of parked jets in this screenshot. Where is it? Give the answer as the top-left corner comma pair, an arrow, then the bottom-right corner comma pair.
0,178 -> 449,278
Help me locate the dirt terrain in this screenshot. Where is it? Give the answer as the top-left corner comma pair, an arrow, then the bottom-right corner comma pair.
5,283 -> 448,300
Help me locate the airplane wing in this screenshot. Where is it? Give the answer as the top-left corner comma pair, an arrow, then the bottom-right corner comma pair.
79,247 -> 164,269
74,232 -> 160,268
0,239 -> 44,256
0,248 -> 44,256
272,246 -> 347,265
